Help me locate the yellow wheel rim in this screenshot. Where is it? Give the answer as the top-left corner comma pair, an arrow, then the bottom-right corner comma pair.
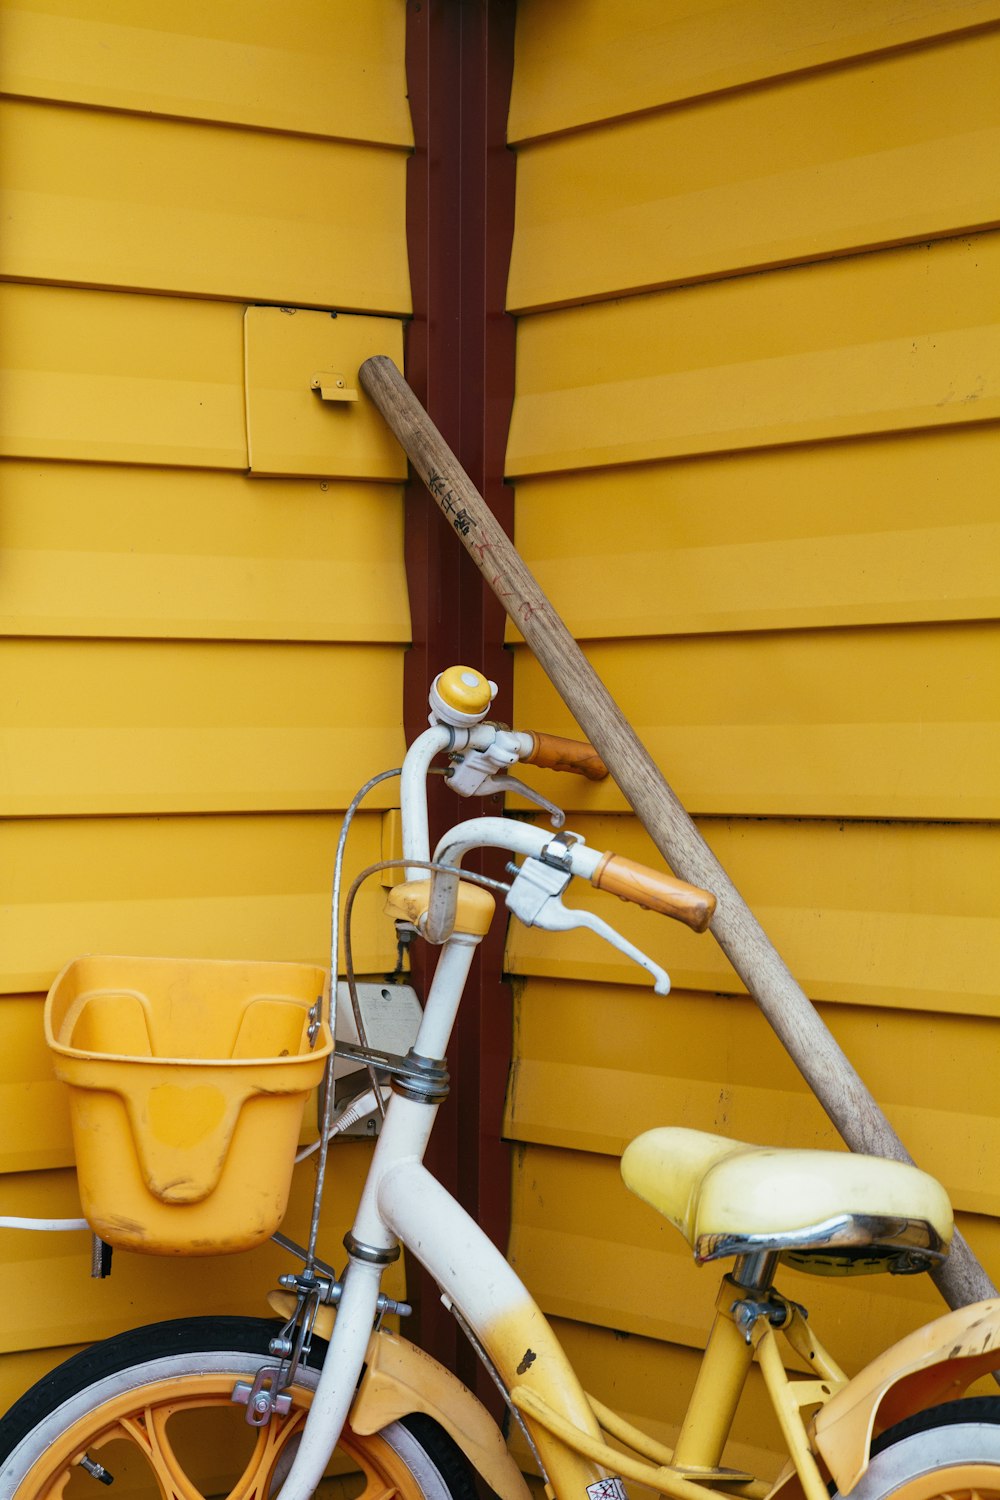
14,1367 -> 430,1500
880,1469 -> 1000,1500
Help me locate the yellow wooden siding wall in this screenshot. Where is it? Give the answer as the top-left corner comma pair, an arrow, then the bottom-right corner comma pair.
503,1 -> 1000,1477
0,0 -> 411,1414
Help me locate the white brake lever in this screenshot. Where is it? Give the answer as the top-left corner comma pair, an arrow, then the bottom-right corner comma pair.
506,857 -> 671,995
478,774 -> 565,827
444,736 -> 566,827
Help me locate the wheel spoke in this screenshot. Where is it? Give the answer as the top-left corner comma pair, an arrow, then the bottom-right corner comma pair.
34,1470 -> 71,1500
357,1477 -> 402,1500
228,1407 -> 307,1500
120,1406 -> 204,1500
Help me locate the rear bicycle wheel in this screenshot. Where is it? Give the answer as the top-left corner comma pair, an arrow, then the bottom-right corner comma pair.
0,1316 -> 479,1500
836,1397 -> 1000,1500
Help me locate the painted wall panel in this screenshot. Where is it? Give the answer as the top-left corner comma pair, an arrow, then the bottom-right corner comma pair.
505,3 -> 1000,1471
0,0 -> 413,1419
0,0 -> 412,145
0,462 -> 409,642
509,27 -> 1000,309
0,812 -> 396,997
0,97 -> 411,310
0,1148 -> 404,1362
511,427 -> 1000,638
2,641 -> 406,815
507,625 -> 1000,819
0,996 -> 69,1173
0,285 -> 407,472
507,232 -> 1000,476
244,306 -> 408,479
509,0 -> 1000,142
0,283 -> 247,469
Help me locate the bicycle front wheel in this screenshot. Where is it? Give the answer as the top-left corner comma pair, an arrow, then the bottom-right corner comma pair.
0,1316 -> 480,1500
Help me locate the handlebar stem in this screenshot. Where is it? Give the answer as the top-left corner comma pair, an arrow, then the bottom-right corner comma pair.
401,726 -> 539,881
401,726 -> 464,880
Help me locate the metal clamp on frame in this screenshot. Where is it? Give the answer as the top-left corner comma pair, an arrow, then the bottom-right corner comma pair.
343,1231 -> 402,1268
539,830 -> 582,871
335,1040 -> 450,1104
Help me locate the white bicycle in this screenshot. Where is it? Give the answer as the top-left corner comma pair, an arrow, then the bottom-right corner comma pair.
1,666 -> 997,1500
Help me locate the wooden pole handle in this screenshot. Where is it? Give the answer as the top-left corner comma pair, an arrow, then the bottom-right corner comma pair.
358,354 -> 995,1313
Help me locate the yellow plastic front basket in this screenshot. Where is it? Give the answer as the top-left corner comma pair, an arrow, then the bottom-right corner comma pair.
45,955 -> 332,1256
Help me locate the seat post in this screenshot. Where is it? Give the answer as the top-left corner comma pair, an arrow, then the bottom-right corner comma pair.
731,1250 -> 780,1294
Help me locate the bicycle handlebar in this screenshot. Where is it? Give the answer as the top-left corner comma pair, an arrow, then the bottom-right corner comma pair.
427,817 -> 715,953
521,732 -> 608,781
395,671 -> 717,975
591,852 -> 715,932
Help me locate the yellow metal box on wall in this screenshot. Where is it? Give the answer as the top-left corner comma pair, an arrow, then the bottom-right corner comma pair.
244,306 -> 407,479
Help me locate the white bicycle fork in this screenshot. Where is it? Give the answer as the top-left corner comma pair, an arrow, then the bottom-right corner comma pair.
273,935 -> 484,1500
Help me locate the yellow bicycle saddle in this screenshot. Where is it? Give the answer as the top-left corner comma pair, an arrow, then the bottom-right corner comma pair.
621,1127 -> 953,1277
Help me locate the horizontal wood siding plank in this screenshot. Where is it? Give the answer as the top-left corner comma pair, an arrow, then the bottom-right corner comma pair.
0,0 -> 413,145
506,982 -> 1000,1216
2,641 -> 406,815
507,625 -> 1000,819
0,285 -> 406,473
0,284 -> 247,468
510,427 -> 1000,637
0,811 -> 396,995
509,0 -> 1000,142
505,815 -> 1000,1018
509,28 -> 1000,309
506,233 -> 1000,476
0,462 -> 409,642
0,98 -> 411,310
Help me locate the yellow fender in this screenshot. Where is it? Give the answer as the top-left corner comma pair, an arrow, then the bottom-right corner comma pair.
268,1293 -> 531,1500
813,1297 -> 1000,1495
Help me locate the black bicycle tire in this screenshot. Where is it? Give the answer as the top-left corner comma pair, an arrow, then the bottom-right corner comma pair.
869,1395 -> 1000,1460
0,1314 -> 480,1500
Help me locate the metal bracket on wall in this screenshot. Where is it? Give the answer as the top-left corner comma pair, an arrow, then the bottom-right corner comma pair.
311,371 -> 358,401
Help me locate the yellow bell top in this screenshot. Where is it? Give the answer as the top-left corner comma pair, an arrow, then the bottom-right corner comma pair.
435,665 -> 494,717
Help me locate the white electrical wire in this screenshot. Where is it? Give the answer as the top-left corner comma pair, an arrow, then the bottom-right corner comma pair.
294,1086 -> 391,1162
0,1217 -> 90,1232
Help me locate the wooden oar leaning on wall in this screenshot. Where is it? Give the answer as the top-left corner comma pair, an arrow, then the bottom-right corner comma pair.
358,353 -> 996,1315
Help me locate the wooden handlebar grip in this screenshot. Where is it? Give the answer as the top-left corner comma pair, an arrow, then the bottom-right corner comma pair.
524,732 -> 608,781
591,853 -> 716,932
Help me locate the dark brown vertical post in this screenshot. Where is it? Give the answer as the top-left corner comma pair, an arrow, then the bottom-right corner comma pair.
403,0 -> 518,1398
